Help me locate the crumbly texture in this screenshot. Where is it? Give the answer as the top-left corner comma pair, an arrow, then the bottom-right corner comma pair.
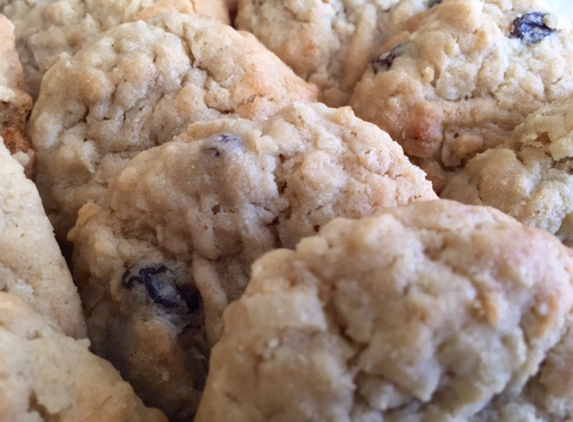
69,102 -> 436,421
350,0 -> 573,193
0,140 -> 85,339
235,0 -> 431,107
0,292 -> 168,422
30,11 -> 317,240
441,96 -> 573,247
195,199 -> 573,422
1,0 -> 230,98
0,13 -> 34,177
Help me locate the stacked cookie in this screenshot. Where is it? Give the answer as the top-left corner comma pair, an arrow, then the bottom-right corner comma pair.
3,0 -> 573,421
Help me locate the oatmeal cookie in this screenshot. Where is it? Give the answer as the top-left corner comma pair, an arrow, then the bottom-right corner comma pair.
195,199 -> 573,422
235,0 -> 432,107
441,96 -> 573,247
30,11 -> 317,240
0,292 -> 167,422
69,102 -> 436,420
0,140 -> 85,339
350,0 -> 573,192
1,0 -> 230,98
0,13 -> 33,177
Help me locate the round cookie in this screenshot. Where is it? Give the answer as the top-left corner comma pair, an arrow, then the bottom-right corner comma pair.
0,291 -> 167,422
235,0 -> 432,107
350,0 -> 573,192
0,140 -> 85,339
30,11 -> 317,240
69,102 -> 437,420
195,199 -> 573,422
441,96 -> 573,247
0,13 -> 33,177
1,0 -> 230,98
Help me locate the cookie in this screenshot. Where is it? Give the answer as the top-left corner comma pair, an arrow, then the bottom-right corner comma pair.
235,0 -> 432,107
69,102 -> 436,420
0,291 -> 168,422
350,0 -> 573,193
1,0 -> 230,98
441,96 -> 573,247
195,199 -> 573,422
0,13 -> 33,177
30,11 -> 317,241
0,140 -> 85,339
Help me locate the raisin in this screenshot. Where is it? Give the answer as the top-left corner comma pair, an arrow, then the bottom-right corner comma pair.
510,12 -> 555,44
202,133 -> 243,157
215,133 -> 241,144
372,43 -> 408,73
177,284 -> 203,316
122,264 -> 203,315
122,265 -> 180,308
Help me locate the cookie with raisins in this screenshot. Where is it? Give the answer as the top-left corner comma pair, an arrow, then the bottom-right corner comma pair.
0,292 -> 167,422
0,140 -> 85,339
69,102 -> 436,420
351,0 -> 573,193
29,11 -> 317,241
442,96 -> 573,247
235,0 -> 434,107
1,0 -> 230,99
196,200 -> 573,422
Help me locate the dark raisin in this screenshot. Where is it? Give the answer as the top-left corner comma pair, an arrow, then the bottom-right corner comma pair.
510,12 -> 555,44
372,43 -> 408,73
201,133 -> 243,157
122,265 -> 181,308
177,284 -> 203,316
428,0 -> 442,7
215,133 -> 241,144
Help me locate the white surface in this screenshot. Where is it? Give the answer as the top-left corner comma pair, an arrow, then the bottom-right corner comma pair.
551,0 -> 573,18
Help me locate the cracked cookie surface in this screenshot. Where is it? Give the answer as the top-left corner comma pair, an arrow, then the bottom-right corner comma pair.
69,102 -> 436,420
0,13 -> 33,176
350,0 -> 573,192
441,96 -> 573,247
30,11 -> 317,240
235,0 -> 432,107
0,292 -> 167,422
0,140 -> 85,339
1,0 -> 230,98
196,199 -> 573,422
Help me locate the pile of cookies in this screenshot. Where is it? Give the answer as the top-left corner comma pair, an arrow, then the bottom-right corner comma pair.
2,0 -> 573,421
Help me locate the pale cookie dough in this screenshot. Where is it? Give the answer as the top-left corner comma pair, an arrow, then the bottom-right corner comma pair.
0,292 -> 167,422
0,140 -> 85,339
1,0 -> 230,98
235,0 -> 432,107
441,96 -> 573,247
195,199 -> 573,422
350,0 -> 573,193
69,102 -> 436,421
0,13 -> 33,177
30,11 -> 317,241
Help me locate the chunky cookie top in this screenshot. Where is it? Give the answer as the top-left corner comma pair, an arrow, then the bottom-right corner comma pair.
30,11 -> 317,240
0,141 -> 85,339
350,0 -> 573,192
236,0 -> 431,107
197,199 -> 573,422
442,95 -> 573,246
0,13 -> 33,176
1,0 -> 230,98
0,292 -> 167,422
70,102 -> 436,420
